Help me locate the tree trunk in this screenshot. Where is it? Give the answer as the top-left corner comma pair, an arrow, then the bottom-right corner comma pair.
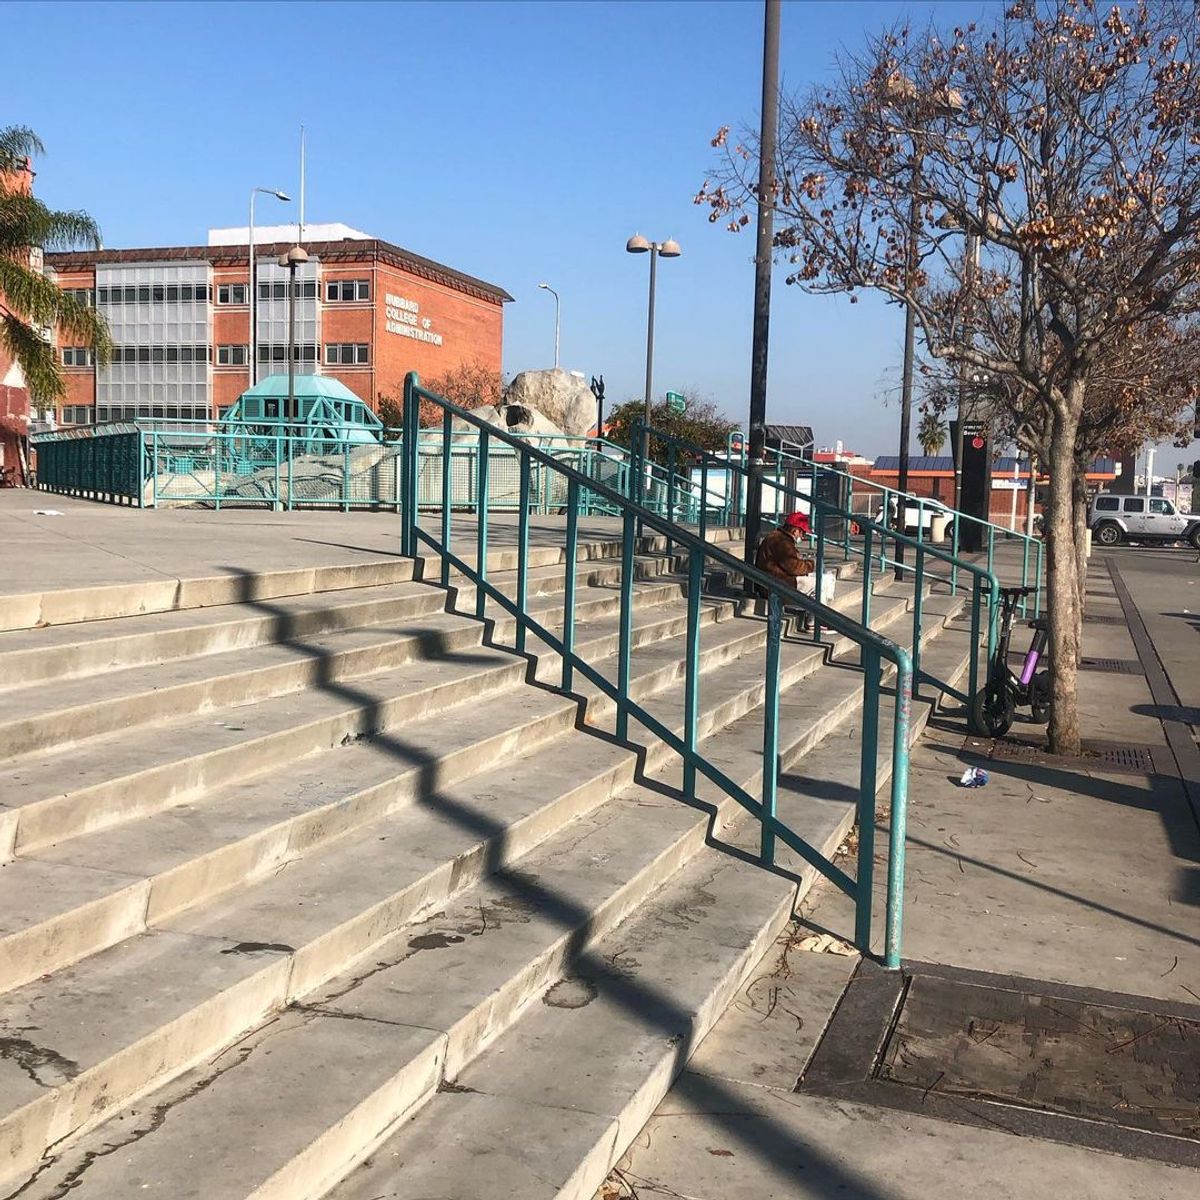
1044,405 -> 1082,755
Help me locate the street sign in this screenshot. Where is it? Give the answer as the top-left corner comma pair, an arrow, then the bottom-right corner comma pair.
665,391 -> 686,415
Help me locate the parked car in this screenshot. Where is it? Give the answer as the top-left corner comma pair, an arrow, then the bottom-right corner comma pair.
873,495 -> 956,537
1089,493 -> 1200,548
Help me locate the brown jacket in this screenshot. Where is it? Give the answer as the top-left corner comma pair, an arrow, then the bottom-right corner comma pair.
755,528 -> 814,588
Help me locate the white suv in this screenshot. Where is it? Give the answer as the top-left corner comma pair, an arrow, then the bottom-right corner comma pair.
1089,494 -> 1200,548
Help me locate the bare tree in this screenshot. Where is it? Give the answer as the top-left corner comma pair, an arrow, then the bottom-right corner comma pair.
698,0 -> 1200,753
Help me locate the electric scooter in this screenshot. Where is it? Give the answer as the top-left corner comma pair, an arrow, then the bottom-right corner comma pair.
971,585 -> 1052,737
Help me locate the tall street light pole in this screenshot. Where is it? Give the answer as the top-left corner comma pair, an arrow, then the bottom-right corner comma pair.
248,186 -> 290,386
626,234 -> 681,430
537,282 -> 561,369
279,245 -> 309,425
745,0 -> 781,575
895,151 -> 922,578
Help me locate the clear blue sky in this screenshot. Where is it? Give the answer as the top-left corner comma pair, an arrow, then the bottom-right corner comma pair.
17,0 -> 1181,469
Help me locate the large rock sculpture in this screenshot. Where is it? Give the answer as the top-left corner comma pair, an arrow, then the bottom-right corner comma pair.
505,368 -> 596,436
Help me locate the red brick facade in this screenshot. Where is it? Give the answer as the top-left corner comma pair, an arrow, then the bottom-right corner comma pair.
44,238 -> 510,424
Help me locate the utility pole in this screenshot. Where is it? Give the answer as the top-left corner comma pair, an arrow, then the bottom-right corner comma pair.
744,0 -> 781,578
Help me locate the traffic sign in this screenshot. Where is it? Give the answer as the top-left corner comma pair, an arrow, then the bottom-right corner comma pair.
665,391 -> 686,415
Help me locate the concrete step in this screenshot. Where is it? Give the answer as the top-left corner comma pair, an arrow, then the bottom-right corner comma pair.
0,576 -> 746,862
5,594 -> 972,1199
0,583 -> 952,1190
0,593 -> 754,993
0,552 -> 711,760
0,548 -> 705,693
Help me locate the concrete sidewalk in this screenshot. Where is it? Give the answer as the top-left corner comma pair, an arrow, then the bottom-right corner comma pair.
602,549 -> 1200,1198
0,491 -> 635,597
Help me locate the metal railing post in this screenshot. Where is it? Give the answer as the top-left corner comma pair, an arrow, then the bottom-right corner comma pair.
884,657 -> 913,969
516,453 -> 531,654
616,507 -> 636,742
441,410 -> 453,587
855,648 -> 881,952
912,544 -> 925,700
476,430 -> 490,619
968,576 -> 982,701
683,547 -> 703,801
812,508 -> 826,642
563,479 -> 579,691
401,373 -> 417,556
761,592 -> 782,864
861,527 -> 874,629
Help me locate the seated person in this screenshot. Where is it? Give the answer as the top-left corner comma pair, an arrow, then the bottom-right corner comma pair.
755,512 -> 817,631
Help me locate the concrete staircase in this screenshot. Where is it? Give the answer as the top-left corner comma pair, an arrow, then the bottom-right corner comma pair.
0,528 -> 973,1199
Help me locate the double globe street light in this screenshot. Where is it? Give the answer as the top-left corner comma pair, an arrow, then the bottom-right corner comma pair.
626,234 -> 681,428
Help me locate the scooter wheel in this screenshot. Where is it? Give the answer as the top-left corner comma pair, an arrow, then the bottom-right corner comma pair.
971,687 -> 1015,738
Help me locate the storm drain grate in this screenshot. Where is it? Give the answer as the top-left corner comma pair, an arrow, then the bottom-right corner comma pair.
965,736 -> 1160,775
1096,744 -> 1156,772
1079,656 -> 1144,674
801,960 -> 1200,1167
1083,613 -> 1127,625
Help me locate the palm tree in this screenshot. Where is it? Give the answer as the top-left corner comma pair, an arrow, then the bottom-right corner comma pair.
1,126 -> 109,404
917,410 -> 947,458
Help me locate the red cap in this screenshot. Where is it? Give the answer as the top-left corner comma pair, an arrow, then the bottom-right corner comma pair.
784,512 -> 810,532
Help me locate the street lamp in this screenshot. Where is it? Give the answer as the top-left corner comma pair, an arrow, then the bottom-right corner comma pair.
626,234 -> 681,429
537,282 -> 561,369
249,186 -> 291,385
278,245 -> 309,425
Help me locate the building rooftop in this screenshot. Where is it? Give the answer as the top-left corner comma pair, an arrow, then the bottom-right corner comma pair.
872,454 -> 1117,475
45,236 -> 514,305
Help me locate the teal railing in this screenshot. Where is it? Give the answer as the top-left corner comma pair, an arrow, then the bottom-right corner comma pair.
401,372 -> 917,967
636,422 -> 1000,708
724,430 -> 1044,618
33,421 -> 708,517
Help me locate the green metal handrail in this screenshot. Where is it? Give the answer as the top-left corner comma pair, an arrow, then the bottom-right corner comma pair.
401,372 -> 917,968
725,430 -> 1044,618
638,422 -> 1000,708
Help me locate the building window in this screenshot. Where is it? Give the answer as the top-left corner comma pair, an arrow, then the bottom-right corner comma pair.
216,344 -> 249,366
217,284 -> 248,305
63,287 -> 95,307
97,283 -> 210,305
325,342 -> 369,365
109,344 -> 209,363
258,343 -> 317,363
258,280 -> 317,301
61,346 -> 95,367
95,403 -> 212,423
59,405 -> 93,425
325,279 -> 370,302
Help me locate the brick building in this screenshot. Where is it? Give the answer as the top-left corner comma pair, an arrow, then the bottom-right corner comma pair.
44,223 -> 512,426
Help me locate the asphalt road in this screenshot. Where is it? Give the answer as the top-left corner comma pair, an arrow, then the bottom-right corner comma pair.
1099,544 -> 1199,720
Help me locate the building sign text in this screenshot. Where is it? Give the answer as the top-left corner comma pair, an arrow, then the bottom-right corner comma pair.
385,294 -> 443,346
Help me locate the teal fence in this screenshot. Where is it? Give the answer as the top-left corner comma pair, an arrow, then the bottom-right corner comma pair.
636,422 -> 1000,709
32,424 -> 144,505
32,421 -> 708,517
401,372 -> 916,968
724,431 -> 1044,617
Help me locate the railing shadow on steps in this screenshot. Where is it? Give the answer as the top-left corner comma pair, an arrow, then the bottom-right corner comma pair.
176,578 -> 904,1200
402,372 -> 919,968
634,421 -> 1001,711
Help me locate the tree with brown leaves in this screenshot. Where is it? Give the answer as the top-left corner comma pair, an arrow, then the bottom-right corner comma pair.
699,0 -> 1200,753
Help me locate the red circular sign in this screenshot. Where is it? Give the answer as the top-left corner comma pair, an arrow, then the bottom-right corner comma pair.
971,436 -> 985,449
